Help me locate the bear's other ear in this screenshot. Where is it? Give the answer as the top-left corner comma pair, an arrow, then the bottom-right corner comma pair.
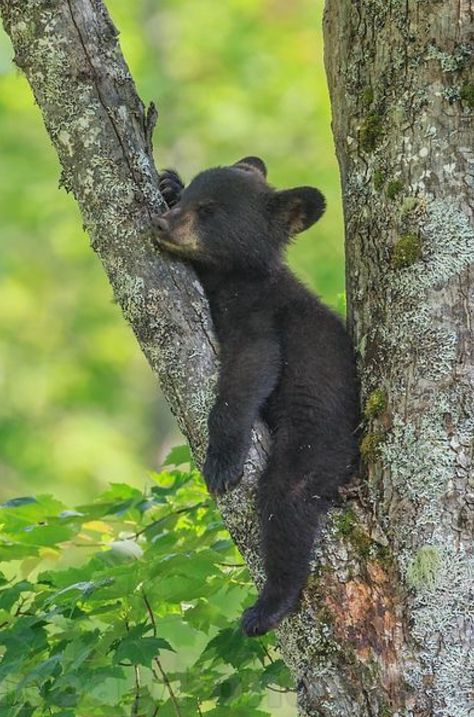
233,156 -> 267,179
273,187 -> 326,235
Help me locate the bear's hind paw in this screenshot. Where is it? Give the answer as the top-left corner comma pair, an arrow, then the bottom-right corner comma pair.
241,589 -> 300,637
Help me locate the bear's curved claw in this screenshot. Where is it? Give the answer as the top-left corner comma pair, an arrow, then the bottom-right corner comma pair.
202,450 -> 245,495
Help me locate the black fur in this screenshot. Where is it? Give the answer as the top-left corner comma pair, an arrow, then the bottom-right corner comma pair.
155,159 -> 360,636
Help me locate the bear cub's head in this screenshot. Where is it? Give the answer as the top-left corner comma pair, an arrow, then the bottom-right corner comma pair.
155,157 -> 325,272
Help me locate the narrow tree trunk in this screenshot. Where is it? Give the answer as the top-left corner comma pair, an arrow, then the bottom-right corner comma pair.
0,0 -> 269,569
1,1 -> 472,716
324,1 -> 474,716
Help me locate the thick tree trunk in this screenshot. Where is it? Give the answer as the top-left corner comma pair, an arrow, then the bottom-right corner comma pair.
324,1 -> 474,716
1,1 -> 472,716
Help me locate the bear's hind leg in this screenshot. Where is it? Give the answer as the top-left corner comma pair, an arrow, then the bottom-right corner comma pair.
241,443 -> 329,637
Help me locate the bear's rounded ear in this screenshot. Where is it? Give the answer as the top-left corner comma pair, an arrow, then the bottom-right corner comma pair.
273,187 -> 326,235
233,156 -> 267,179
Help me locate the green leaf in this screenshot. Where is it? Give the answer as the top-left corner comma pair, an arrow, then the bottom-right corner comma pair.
0,542 -> 39,561
0,495 -> 66,534
99,483 -> 143,502
183,599 -> 226,632
113,636 -> 174,667
148,574 -> 213,603
200,627 -> 267,669
211,538 -> 235,552
48,577 -> 114,603
6,523 -> 76,547
17,654 -> 62,689
149,550 -> 221,581
85,675 -> 130,707
0,615 -> 48,661
163,444 -> 192,467
157,697 -> 201,717
60,629 -> 100,671
0,580 -> 32,611
0,700 -> 37,717
46,687 -> 78,708
212,673 -> 242,704
261,659 -> 294,689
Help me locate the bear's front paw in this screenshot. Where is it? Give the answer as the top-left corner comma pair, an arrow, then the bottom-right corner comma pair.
158,169 -> 184,208
203,444 -> 247,496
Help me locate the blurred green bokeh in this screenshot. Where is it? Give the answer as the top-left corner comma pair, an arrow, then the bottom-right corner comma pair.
0,0 -> 343,504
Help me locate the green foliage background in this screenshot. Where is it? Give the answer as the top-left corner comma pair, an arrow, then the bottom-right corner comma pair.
0,452 -> 296,716
0,0 -> 343,504
0,0 -> 343,714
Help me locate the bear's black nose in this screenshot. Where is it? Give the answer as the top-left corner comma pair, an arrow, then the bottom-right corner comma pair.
154,216 -> 169,233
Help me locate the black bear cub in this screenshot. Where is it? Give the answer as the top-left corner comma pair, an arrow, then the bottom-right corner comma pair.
155,157 -> 359,636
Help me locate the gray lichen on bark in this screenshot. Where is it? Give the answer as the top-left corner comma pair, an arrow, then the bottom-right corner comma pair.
325,0 -> 474,715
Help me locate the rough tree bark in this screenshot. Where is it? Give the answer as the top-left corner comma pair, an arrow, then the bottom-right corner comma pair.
0,1 -> 472,716
324,1 -> 474,716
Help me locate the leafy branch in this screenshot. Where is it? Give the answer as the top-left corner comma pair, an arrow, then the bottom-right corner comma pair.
0,465 -> 292,715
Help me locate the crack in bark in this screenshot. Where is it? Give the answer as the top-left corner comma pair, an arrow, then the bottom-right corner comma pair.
66,0 -> 147,205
